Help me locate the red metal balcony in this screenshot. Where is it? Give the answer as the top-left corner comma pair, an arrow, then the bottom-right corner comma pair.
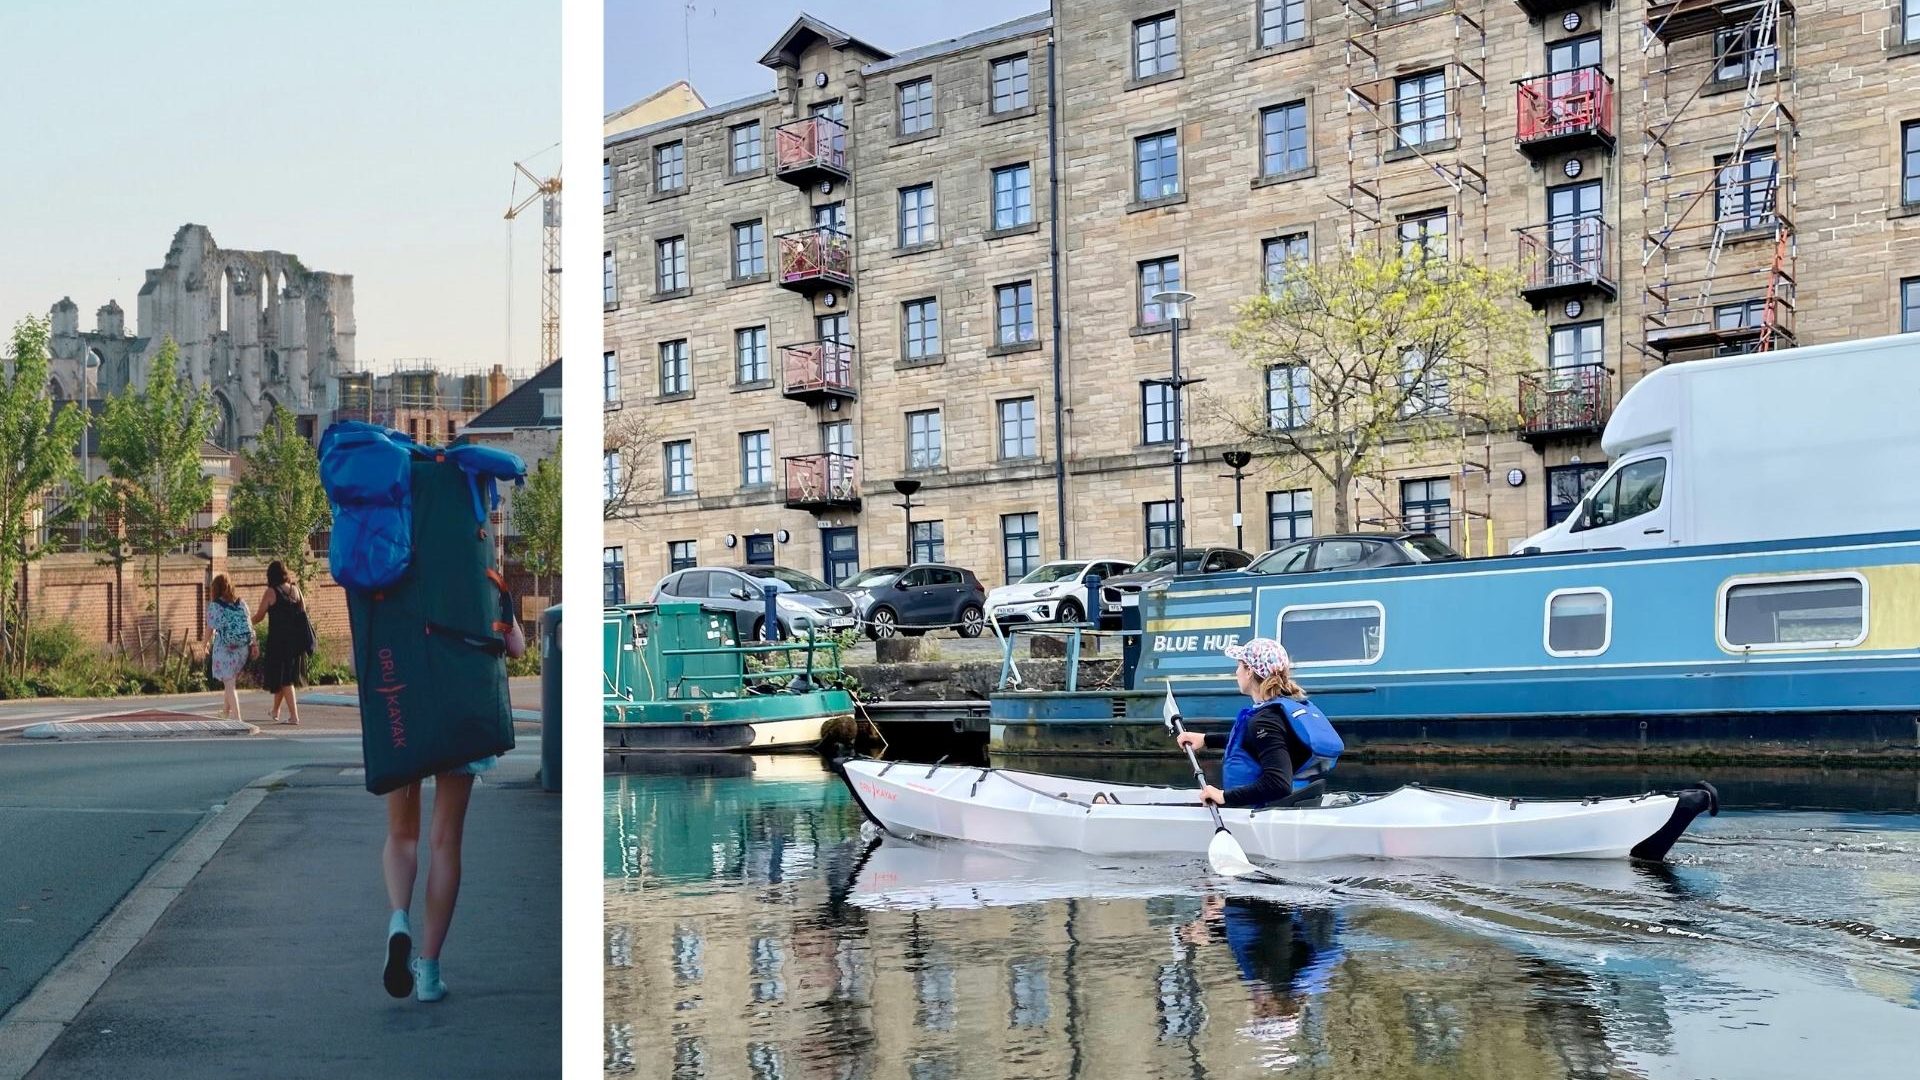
781,339 -> 856,403
1515,68 -> 1615,157
1517,217 -> 1618,307
783,453 -> 860,511
773,115 -> 848,187
1520,363 -> 1611,445
776,227 -> 853,295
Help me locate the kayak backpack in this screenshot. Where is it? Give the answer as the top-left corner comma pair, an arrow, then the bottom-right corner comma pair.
318,422 -> 528,794
1276,697 -> 1344,790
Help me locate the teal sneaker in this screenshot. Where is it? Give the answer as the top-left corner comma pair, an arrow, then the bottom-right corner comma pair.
383,910 -> 413,998
412,957 -> 446,1003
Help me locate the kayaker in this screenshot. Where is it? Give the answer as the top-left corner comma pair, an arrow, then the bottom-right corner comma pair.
1174,638 -> 1342,808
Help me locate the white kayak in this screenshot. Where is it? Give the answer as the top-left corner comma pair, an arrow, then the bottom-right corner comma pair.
836,759 -> 1719,863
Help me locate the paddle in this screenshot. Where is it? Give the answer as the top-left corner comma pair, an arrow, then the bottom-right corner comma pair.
1161,684 -> 1267,880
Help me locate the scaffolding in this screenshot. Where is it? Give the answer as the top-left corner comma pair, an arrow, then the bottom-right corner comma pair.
1639,0 -> 1798,360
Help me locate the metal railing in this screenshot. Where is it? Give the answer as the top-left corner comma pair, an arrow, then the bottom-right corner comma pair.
772,115 -> 848,177
1518,217 -> 1615,293
776,227 -> 853,289
780,339 -> 856,397
1520,363 -> 1612,437
782,452 -> 860,509
1515,67 -> 1614,147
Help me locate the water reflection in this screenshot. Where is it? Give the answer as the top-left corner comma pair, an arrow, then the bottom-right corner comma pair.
607,756 -> 1920,1079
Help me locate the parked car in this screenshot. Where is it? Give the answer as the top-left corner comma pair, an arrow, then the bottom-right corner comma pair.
985,558 -> 1135,626
649,565 -> 857,640
1249,532 -> 1463,575
1098,547 -> 1254,627
839,563 -> 989,639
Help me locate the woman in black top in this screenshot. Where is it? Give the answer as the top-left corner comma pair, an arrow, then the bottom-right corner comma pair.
251,560 -> 309,725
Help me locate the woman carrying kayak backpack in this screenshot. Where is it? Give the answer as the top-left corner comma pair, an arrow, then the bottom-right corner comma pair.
1174,638 -> 1343,808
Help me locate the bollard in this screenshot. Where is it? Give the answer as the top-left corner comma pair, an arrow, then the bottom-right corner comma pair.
1084,573 -> 1102,628
539,605 -> 562,793
760,581 -> 781,641
1121,601 -> 1144,688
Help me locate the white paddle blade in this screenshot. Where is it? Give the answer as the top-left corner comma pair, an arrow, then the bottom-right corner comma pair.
1161,683 -> 1180,732
1207,827 -> 1261,879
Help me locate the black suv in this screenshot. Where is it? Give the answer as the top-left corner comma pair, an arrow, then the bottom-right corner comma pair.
1097,547 -> 1253,627
1249,532 -> 1462,575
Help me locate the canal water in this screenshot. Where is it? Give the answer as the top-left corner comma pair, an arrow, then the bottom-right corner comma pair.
605,756 -> 1920,1080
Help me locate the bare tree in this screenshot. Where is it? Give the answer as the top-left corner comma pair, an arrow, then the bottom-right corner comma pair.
603,407 -> 658,521
1206,246 -> 1534,532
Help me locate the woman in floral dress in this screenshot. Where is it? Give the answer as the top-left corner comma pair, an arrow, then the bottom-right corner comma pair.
205,574 -> 256,721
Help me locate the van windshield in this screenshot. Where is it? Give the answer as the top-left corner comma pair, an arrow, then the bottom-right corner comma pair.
1576,458 -> 1667,531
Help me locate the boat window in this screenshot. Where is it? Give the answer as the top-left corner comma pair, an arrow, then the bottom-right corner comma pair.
1279,602 -> 1384,664
1722,576 -> 1867,650
1545,589 -> 1610,656
1313,540 -> 1370,571
1573,457 -> 1665,532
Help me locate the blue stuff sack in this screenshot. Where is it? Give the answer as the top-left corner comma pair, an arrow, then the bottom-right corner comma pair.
319,422 -> 417,591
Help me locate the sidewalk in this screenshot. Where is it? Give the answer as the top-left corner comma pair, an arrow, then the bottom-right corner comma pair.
0,678 -> 543,739
20,756 -> 560,1079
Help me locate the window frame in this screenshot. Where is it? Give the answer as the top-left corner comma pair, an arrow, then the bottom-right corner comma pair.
654,140 -> 686,193
604,249 -> 617,305
739,430 -> 773,488
1902,276 -> 1920,334
603,350 -> 620,406
603,546 -> 627,605
1134,129 -> 1182,202
1393,70 -> 1448,149
1262,232 -> 1311,294
1397,209 -> 1449,261
1715,572 -> 1870,653
1902,120 -> 1920,207
1001,512 -> 1042,583
995,280 -> 1037,345
663,440 -> 695,496
1259,100 -> 1310,178
1714,147 -> 1778,232
991,163 -> 1035,230
1265,364 -> 1310,430
903,297 -> 942,359
1549,320 -> 1605,371
911,520 -> 946,564
1138,256 -> 1183,326
1277,600 -> 1387,667
1267,489 -> 1314,547
730,220 -> 766,279
906,409 -> 944,470
1141,381 -> 1175,445
734,326 -> 769,384
1132,13 -> 1180,81
1257,0 -> 1308,49
997,397 -> 1039,460
1543,586 -> 1613,658
667,540 -> 697,573
729,120 -> 764,174
897,77 -> 936,137
658,339 -> 691,396
898,183 -> 937,247
1143,501 -> 1178,552
655,236 -> 688,293
990,54 -> 1032,113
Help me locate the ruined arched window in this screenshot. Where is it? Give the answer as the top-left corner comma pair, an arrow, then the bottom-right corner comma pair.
47,375 -> 66,403
219,268 -> 232,334
211,391 -> 237,451
84,348 -> 105,399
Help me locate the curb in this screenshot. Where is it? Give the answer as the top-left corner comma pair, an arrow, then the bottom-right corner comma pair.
0,767 -> 297,1080
20,719 -> 259,741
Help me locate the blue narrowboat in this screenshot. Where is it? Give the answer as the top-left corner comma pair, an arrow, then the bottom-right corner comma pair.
990,529 -> 1920,759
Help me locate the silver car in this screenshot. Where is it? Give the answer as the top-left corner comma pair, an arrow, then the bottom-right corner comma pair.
650,565 -> 858,640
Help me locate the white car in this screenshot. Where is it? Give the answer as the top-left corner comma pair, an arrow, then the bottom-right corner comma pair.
984,559 -> 1135,626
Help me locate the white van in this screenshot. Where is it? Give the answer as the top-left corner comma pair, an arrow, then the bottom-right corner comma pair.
1519,332 -> 1920,554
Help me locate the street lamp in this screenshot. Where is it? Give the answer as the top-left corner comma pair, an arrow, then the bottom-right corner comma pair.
892,478 -> 923,562
1220,449 -> 1252,551
82,351 -> 99,548
1150,289 -> 1197,559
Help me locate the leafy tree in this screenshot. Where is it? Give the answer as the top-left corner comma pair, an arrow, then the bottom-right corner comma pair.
603,407 -> 656,520
513,441 -> 563,597
0,317 -> 90,674
230,406 -> 329,581
96,339 -> 222,648
1207,246 -> 1533,532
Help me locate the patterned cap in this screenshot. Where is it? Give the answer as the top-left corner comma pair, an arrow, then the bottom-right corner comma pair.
1223,637 -> 1290,679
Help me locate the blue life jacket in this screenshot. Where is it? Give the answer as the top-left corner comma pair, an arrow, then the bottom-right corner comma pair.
1221,697 -> 1345,795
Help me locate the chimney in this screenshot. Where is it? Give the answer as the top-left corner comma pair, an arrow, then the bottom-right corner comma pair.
96,300 -> 125,338
488,363 -> 509,405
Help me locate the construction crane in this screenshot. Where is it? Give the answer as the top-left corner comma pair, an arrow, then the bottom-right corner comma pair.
506,150 -> 562,369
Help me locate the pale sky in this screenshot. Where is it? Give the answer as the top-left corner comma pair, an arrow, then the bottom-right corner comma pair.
607,1 -> 1048,113
0,0 -> 559,376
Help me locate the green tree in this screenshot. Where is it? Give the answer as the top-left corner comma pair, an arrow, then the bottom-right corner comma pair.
230,406 -> 329,581
513,442 -> 563,597
1209,246 -> 1533,532
0,317 -> 90,674
96,339 -> 222,648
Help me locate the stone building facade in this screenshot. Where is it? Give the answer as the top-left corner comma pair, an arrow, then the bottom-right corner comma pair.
46,223 -> 356,447
607,2 -> 1920,599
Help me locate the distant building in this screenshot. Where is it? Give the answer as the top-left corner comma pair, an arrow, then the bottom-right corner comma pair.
605,80 -> 707,139
457,361 -> 561,606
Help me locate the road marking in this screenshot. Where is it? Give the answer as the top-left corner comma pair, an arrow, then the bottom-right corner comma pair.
0,766 -> 298,1080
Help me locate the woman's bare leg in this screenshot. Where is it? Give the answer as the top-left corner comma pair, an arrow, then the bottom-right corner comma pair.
284,684 -> 300,725
222,676 -> 241,722
420,772 -> 475,960
383,783 -> 422,912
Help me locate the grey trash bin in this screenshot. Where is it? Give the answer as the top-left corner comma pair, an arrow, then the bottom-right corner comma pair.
539,605 -> 562,793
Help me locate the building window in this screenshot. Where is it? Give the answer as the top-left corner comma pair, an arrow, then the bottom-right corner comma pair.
1394,71 -> 1448,148
821,420 -> 854,459
664,440 -> 694,496
604,546 -> 627,604
1546,461 -> 1606,526
1714,299 -> 1768,353
904,298 -> 941,359
1715,147 -> 1777,232
998,397 -> 1038,459
990,55 -> 1031,112
1133,13 -> 1179,79
603,158 -> 613,206
668,540 -> 697,572
739,431 -> 772,487
603,350 -> 620,406
1138,257 -> 1182,325
1268,489 -> 1313,546
735,327 -> 768,383
1545,589 -> 1611,657
907,410 -> 943,470
1259,0 -> 1308,47
1260,101 -> 1309,177
1280,602 -> 1384,664
1548,33 -> 1602,75
1721,575 -> 1867,650
731,221 -> 765,278
1266,365 -> 1310,429
1142,382 -> 1175,445
654,141 -> 685,192
730,121 -> 763,173
1713,24 -> 1780,82
1001,513 -> 1041,581
1905,0 -> 1920,44
818,311 -> 849,345
1903,277 -> 1920,334
659,340 -> 690,396
1397,209 -> 1448,261
814,202 -> 846,232
1143,501 -> 1178,552
655,236 -> 687,292
604,249 -> 617,304
911,521 -> 945,564
1549,321 -> 1604,374
1903,121 -> 1920,206
898,77 -> 935,135
1401,477 -> 1451,545
1399,347 -> 1450,417
992,164 -> 1034,229
899,184 -> 936,247
1134,130 -> 1181,201
995,281 -> 1037,345
603,451 -> 621,502
1262,233 -> 1310,295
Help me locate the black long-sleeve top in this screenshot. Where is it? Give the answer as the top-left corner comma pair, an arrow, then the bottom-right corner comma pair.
1204,703 -> 1312,808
